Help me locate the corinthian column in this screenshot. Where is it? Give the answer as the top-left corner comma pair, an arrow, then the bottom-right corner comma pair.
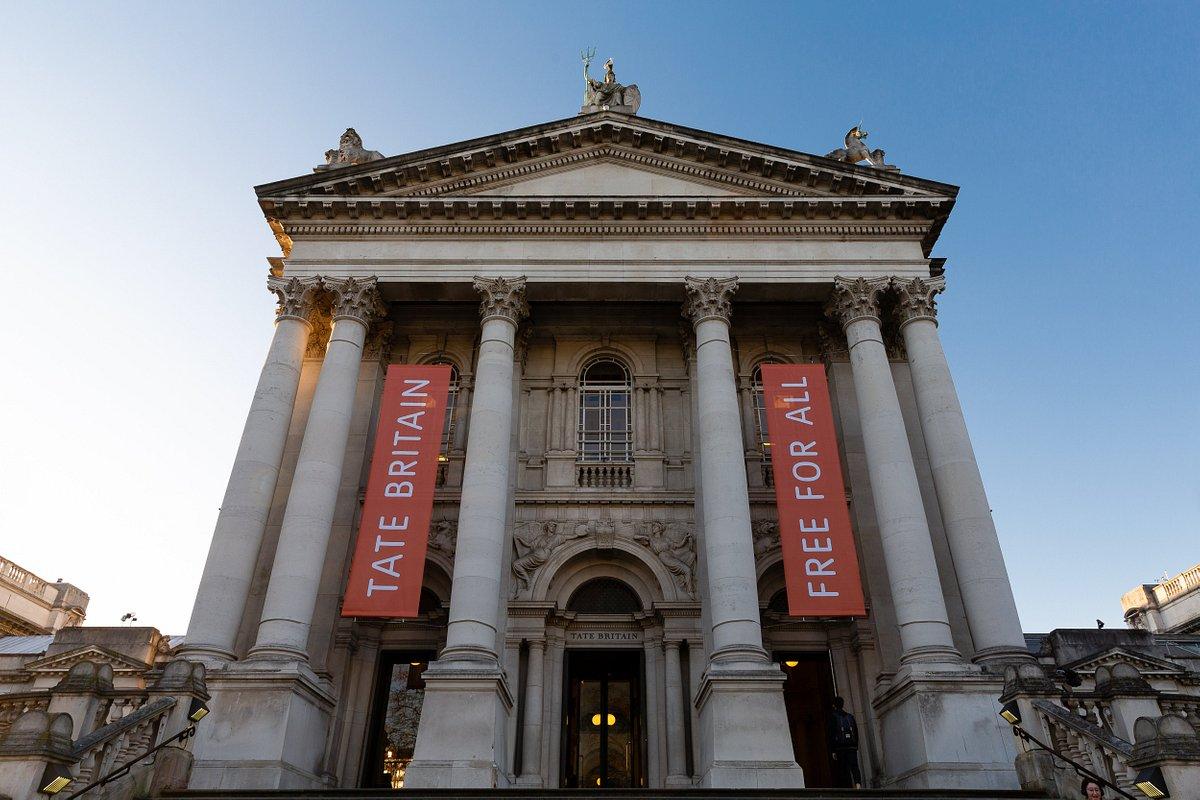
828,277 -> 959,665
894,276 -> 1029,664
180,276 -> 320,665
682,276 -> 802,788
440,276 -> 529,660
405,276 -> 527,789
249,277 -> 384,661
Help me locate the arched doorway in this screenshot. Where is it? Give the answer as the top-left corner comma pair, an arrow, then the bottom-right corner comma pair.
561,578 -> 646,788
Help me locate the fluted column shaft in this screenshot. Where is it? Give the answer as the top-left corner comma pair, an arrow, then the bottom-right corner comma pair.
442,277 -> 529,660
519,640 -> 546,782
182,276 -> 319,663
684,277 -> 767,663
664,640 -> 688,780
251,277 -> 383,660
896,277 -> 1028,663
829,277 -> 959,664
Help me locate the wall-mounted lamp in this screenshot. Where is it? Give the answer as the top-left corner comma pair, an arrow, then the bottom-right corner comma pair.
188,698 -> 210,723
38,763 -> 73,795
1134,766 -> 1169,798
998,700 -> 1021,725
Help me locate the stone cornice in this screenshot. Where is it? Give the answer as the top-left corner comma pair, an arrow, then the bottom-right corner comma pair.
263,195 -> 951,225
256,113 -> 958,201
275,221 -> 934,239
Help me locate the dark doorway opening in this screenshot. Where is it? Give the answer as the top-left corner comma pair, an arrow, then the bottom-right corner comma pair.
562,649 -> 646,788
361,650 -> 435,788
776,651 -> 837,787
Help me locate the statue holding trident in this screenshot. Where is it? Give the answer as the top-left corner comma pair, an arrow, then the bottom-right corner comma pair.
580,47 -> 641,115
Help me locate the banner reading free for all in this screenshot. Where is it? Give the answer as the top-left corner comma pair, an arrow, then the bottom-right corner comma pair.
760,364 -> 866,617
341,364 -> 451,618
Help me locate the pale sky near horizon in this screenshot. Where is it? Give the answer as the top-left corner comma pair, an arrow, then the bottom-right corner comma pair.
0,2 -> 1196,637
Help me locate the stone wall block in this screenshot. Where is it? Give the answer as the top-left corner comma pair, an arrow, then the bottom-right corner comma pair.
0,711 -> 75,800
1129,714 -> 1200,800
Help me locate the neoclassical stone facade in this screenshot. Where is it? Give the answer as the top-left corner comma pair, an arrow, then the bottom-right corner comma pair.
175,111 -> 1035,791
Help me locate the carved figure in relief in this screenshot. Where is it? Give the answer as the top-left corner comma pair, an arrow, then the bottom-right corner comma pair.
428,518 -> 457,557
824,125 -> 897,171
580,48 -> 641,114
633,521 -> 695,594
511,521 -> 589,595
316,127 -> 385,171
752,520 -> 781,559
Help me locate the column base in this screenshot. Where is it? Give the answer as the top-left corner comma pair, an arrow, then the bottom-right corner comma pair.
173,642 -> 237,670
188,659 -> 335,790
873,663 -> 1019,789
403,657 -> 514,789
971,644 -> 1038,671
693,661 -> 805,788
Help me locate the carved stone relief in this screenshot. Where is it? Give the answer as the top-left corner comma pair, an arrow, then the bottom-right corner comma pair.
428,518 -> 457,559
752,519 -> 780,560
509,517 -> 697,600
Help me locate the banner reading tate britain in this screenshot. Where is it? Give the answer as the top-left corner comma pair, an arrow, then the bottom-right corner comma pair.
760,364 -> 866,617
342,364 -> 451,618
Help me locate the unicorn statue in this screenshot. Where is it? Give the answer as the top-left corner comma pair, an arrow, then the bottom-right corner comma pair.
825,125 -> 899,171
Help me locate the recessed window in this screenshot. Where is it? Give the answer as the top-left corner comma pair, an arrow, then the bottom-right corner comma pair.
578,358 -> 632,463
752,363 -> 777,464
567,578 -> 643,614
429,361 -> 459,456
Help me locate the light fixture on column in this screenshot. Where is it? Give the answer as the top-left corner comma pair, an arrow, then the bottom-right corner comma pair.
783,660 -> 798,668
1134,766 -> 1170,798
998,700 -> 1021,725
38,763 -> 73,795
188,697 -> 210,722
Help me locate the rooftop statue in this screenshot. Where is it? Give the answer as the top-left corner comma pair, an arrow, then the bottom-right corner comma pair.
580,48 -> 641,115
825,125 -> 899,171
314,127 -> 385,172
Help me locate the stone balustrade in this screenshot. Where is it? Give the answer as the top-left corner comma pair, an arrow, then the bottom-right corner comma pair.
576,461 -> 633,488
0,659 -> 208,800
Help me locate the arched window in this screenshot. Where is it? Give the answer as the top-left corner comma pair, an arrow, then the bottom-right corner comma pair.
567,578 -> 643,614
578,358 -> 632,463
751,363 -> 775,463
428,361 -> 460,456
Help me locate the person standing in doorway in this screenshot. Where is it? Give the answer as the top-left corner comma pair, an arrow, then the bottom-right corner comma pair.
827,696 -> 862,789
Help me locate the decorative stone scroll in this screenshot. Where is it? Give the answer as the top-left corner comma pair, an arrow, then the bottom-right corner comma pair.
682,276 -> 738,326
825,276 -> 889,329
473,275 -> 529,325
267,275 -> 322,325
326,276 -> 386,325
893,275 -> 946,327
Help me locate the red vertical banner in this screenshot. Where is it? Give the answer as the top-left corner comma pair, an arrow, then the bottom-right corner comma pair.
341,364 -> 451,618
760,364 -> 866,617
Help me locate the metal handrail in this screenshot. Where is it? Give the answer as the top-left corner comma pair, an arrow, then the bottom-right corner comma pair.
64,723 -> 197,800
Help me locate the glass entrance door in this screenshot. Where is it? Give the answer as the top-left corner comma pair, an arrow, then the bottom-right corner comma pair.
562,650 -> 645,788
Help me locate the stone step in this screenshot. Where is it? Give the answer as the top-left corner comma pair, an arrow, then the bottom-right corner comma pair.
169,789 -> 1048,800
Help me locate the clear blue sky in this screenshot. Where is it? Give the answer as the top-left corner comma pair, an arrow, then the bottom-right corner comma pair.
1,2 -> 1196,635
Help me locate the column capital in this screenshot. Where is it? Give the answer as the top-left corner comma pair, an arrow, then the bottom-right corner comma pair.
826,276 -> 889,329
473,275 -> 529,325
325,276 -> 386,326
683,276 -> 738,326
267,275 -> 321,326
894,275 -> 946,328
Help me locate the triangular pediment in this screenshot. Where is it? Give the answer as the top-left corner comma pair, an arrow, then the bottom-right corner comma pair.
457,156 -> 746,197
1066,647 -> 1186,676
256,112 -> 957,202
24,645 -> 151,675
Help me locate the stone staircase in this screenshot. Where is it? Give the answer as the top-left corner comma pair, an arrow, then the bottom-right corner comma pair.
169,789 -> 1049,800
